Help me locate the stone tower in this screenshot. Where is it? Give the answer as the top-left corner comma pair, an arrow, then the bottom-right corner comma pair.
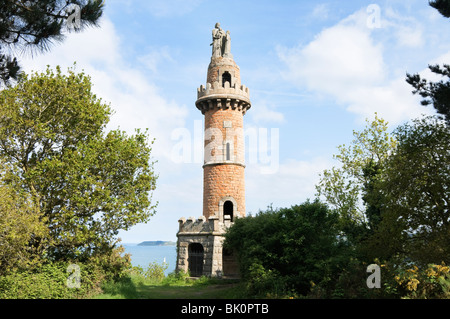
176,23 -> 251,278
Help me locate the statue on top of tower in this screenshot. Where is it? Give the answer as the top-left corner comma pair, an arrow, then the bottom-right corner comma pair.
211,23 -> 232,59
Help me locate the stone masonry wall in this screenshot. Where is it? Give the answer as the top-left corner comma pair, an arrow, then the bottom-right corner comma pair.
203,164 -> 245,219
204,107 -> 245,165
176,216 -> 236,278
207,57 -> 240,87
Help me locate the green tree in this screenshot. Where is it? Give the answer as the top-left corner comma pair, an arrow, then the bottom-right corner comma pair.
0,0 -> 104,86
0,65 -> 158,261
315,114 -> 397,244
406,64 -> 450,125
0,160 -> 47,275
373,116 -> 450,265
224,200 -> 345,296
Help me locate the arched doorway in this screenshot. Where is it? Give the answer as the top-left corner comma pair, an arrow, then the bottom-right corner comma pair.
188,243 -> 204,277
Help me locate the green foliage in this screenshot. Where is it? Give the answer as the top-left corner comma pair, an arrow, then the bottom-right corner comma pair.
0,244 -> 132,299
316,114 -> 397,245
0,54 -> 20,87
232,113 -> 449,299
406,64 -> 450,125
312,110 -> 450,298
387,262 -> 450,299
361,159 -> 383,232
0,261 -> 96,299
315,112 -> 450,297
243,263 -> 287,298
372,116 -> 450,265
0,65 -> 157,297
97,275 -> 140,299
0,163 -> 47,275
406,2 -> 450,123
87,245 -> 133,282
95,269 -> 242,299
0,65 -> 158,261
224,199 -> 348,297
162,270 -> 191,286
146,261 -> 168,282
129,261 -> 169,283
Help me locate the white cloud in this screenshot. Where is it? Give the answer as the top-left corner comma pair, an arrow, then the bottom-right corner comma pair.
394,25 -> 424,48
20,17 -> 188,162
312,4 -> 330,20
19,17 -> 194,242
383,7 -> 425,48
278,10 -> 386,94
138,46 -> 174,74
277,9 -> 432,125
420,51 -> 450,81
245,157 -> 332,213
249,102 -> 285,124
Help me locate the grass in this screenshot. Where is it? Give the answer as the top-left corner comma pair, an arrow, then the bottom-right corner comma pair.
92,272 -> 244,299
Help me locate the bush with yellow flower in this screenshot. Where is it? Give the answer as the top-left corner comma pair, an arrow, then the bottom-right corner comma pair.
393,263 -> 450,299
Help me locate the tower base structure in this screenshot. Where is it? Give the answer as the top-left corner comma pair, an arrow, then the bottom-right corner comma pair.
176,216 -> 239,278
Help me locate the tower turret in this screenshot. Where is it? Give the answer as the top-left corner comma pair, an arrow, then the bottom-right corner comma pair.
176,23 -> 248,278
196,22 -> 251,221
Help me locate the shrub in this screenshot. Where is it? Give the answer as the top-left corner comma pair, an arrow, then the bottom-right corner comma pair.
127,261 -> 169,283
145,261 -> 168,282
224,200 -> 348,297
394,263 -> 450,299
0,245 -> 133,299
87,245 -> 132,282
0,261 -> 101,299
162,270 -> 191,286
243,263 -> 286,298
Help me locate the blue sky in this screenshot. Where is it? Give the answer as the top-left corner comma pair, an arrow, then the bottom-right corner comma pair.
20,0 -> 450,243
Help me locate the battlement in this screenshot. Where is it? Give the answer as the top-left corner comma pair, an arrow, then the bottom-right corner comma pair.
195,81 -> 251,115
197,81 -> 250,100
177,215 -> 233,235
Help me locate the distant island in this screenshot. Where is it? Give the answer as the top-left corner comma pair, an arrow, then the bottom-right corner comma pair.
137,241 -> 176,246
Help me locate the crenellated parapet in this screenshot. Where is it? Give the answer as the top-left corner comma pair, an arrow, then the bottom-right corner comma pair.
195,81 -> 251,115
177,215 -> 233,236
197,81 -> 250,100
195,53 -> 251,115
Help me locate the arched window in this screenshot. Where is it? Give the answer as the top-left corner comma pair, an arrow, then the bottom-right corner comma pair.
223,200 -> 233,222
222,71 -> 231,87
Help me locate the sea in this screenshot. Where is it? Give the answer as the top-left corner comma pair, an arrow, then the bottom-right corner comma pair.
121,243 -> 177,276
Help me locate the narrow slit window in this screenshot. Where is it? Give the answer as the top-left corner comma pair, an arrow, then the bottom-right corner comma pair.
226,142 -> 231,161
